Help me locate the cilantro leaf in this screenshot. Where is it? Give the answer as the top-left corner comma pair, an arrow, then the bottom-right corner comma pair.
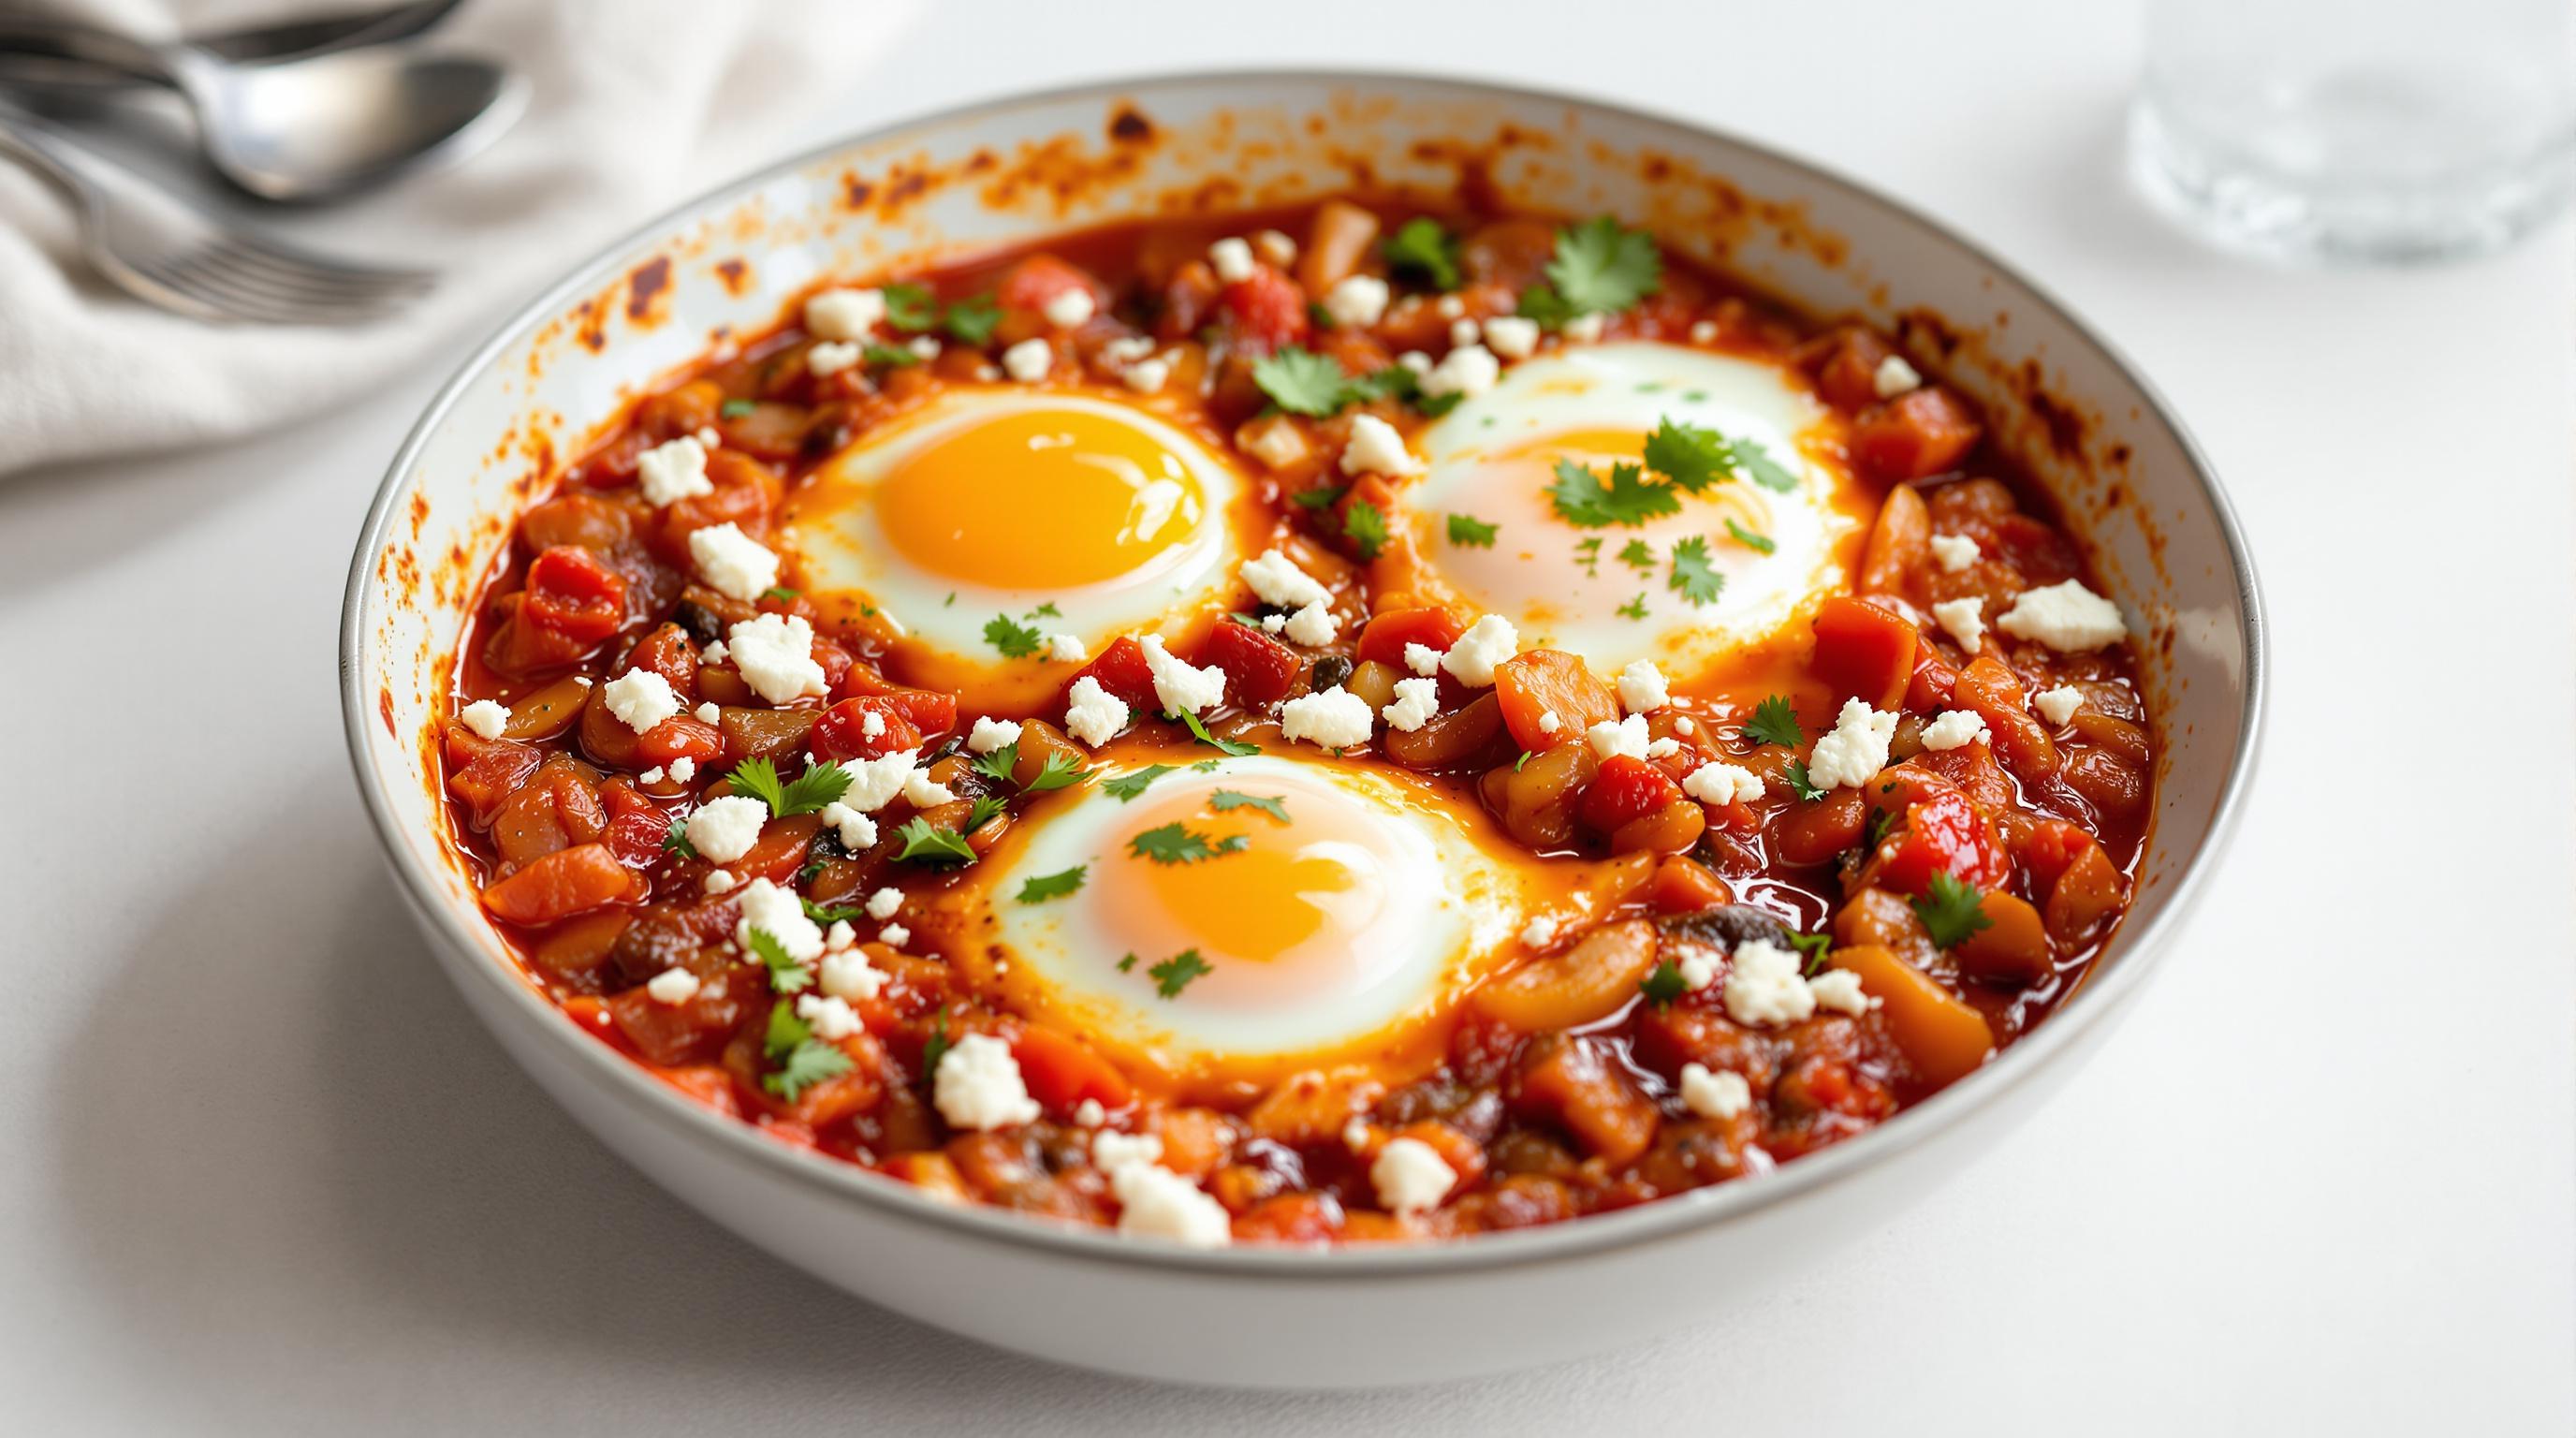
965,794 -> 1008,831
1787,931 -> 1834,977
1383,216 -> 1461,290
894,817 -> 976,866
763,585 -> 802,602
661,823 -> 698,859
1912,873 -> 1996,949
984,613 -> 1043,658
1781,759 -> 1827,801
745,927 -> 812,994
1291,483 -> 1348,513
1548,459 -> 1677,529
942,293 -> 1002,345
861,342 -> 920,369
759,1000 -> 853,1102
800,897 -> 861,925
1447,513 -> 1499,548
1148,948 -> 1214,999
1544,215 -> 1661,316
1178,709 -> 1259,756
1617,593 -> 1650,620
1116,953 -> 1138,973
1102,764 -> 1177,800
1025,752 -> 1093,792
1726,519 -> 1776,554
1343,499 -> 1390,561
727,756 -> 852,818
1731,436 -> 1799,492
1129,822 -> 1249,865
1638,960 -> 1688,1010
1209,790 -> 1289,824
1617,538 -> 1656,571
1251,345 -> 1350,417
1668,536 -> 1725,606
725,756 -> 786,814
971,742 -> 1020,785
1016,866 -> 1087,903
881,283 -> 939,330
1515,282 -> 1578,330
918,1005 -> 953,1078
719,398 -> 755,418
1573,536 -> 1603,576
1641,417 -> 1734,493
1743,695 -> 1803,748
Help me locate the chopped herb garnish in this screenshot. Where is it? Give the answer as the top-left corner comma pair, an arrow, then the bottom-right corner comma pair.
918,1006 -> 953,1078
941,293 -> 1003,345
1129,822 -> 1249,865
1641,417 -> 1734,494
1343,499 -> 1390,561
1617,593 -> 1650,620
1781,759 -> 1827,801
1743,695 -> 1804,748
1251,345 -> 1350,417
1912,873 -> 1995,948
1178,709 -> 1259,756
661,824 -> 697,859
762,585 -> 801,601
1573,536 -> 1603,576
1787,931 -> 1834,977
984,613 -> 1044,658
800,897 -> 862,925
1548,458 -> 1678,529
1862,806 -> 1898,855
760,999 -> 853,1101
1209,790 -> 1290,824
1102,764 -> 1178,800
1617,538 -> 1656,571
1726,519 -> 1776,554
1116,953 -> 1138,973
1026,752 -> 1093,792
965,794 -> 1008,831
1148,948 -> 1214,999
861,342 -> 920,369
1016,866 -> 1087,903
1517,215 -> 1661,327
1383,216 -> 1461,290
1731,436 -> 1799,492
1667,536 -> 1725,606
970,742 -> 1021,785
1638,960 -> 1688,1009
1447,512 -> 1500,548
728,756 -> 852,818
893,817 -> 976,866
719,398 -> 756,418
1292,483 -> 1349,513
745,927 -> 812,994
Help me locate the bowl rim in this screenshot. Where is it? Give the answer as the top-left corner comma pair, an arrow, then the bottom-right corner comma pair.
339,66 -> 2266,1279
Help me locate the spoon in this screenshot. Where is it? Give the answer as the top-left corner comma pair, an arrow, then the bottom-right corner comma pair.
0,17 -> 521,201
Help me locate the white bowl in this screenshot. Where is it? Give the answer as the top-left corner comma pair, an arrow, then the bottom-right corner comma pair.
340,71 -> 2263,1389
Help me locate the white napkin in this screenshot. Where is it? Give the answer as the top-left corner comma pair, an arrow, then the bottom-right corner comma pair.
0,0 -> 921,477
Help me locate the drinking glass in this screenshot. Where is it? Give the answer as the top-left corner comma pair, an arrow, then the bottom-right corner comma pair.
2131,0 -> 2576,262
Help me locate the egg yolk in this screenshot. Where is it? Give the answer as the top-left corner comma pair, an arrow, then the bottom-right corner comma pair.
874,404 -> 1204,589
1105,789 -> 1398,997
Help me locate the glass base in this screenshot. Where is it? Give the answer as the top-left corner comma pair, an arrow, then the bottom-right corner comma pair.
2130,98 -> 2576,265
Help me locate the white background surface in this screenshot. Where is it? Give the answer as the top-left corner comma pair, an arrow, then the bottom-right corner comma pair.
5,3 -> 2569,1432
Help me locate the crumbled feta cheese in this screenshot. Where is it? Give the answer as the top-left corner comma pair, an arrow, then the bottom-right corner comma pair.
908,335 -> 941,360
1722,938 -> 1817,1027
1919,709 -> 1990,751
901,770 -> 952,809
458,698 -> 510,741
820,946 -> 885,1003
667,756 -> 696,782
804,287 -> 885,341
1808,969 -> 1877,1016
796,993 -> 862,1041
1932,597 -> 1986,654
1996,580 -> 2128,652
1688,319 -> 1719,344
1422,343 -> 1499,399
1397,350 -> 1432,375
1872,354 -> 1924,398
859,710 -> 886,740
1676,942 -> 1721,990
1448,316 -> 1481,348
1929,532 -> 1980,572
1280,686 -> 1374,749
735,877 -> 823,961
1208,237 -> 1256,283
832,752 -> 919,813
688,521 -> 780,602
1252,228 -> 1297,267
1808,697 -> 1898,790
602,669 -> 680,734
1000,338 -> 1052,383
637,435 -> 713,506
725,612 -> 827,704
1682,760 -> 1765,807
1341,1117 -> 1372,1152
1587,713 -> 1650,760
1520,915 -> 1559,948
1138,634 -> 1226,716
1100,335 -> 1155,365
865,888 -> 903,921
576,677 -> 595,689
1674,715 -> 1695,735
701,869 -> 736,895
1120,357 -> 1171,393
1645,737 -> 1681,759
824,920 -> 855,951
685,793 -> 762,860
1241,548 -> 1331,610
878,922 -> 910,948
1563,312 -> 1607,345
933,1033 -> 1041,1132
1403,642 -> 1443,678
1323,274 -> 1389,329
807,341 -> 862,378
645,967 -> 700,1005
694,702 -> 721,726
1382,676 -> 1440,732
1110,1161 -> 1232,1247
1282,600 -> 1339,646
1679,1063 -> 1752,1119
702,641 -> 728,664
1071,1098 -> 1107,1128
637,766 -> 666,785
1046,632 -> 1089,663
696,426 -> 721,449
1370,1137 -> 1457,1217
1243,423 -> 1307,472
1064,675 -> 1129,746
1262,613 -> 1288,634
1616,659 -> 1669,714
1342,413 -> 1422,477
1092,1129 -> 1164,1172
1435,294 -> 1465,320
1041,287 -> 1095,329
1442,614 -> 1519,687
1483,315 -> 1539,360
967,716 -> 1024,755
818,803 -> 878,850
2034,684 -> 2086,726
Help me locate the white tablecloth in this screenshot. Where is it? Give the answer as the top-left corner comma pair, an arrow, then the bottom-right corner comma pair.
6,2 -> 2569,1432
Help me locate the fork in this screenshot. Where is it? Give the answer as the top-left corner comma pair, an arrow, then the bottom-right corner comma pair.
0,99 -> 433,324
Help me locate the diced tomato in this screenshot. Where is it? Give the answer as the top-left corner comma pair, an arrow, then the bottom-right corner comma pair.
736,814 -> 823,886
1071,635 -> 1158,711
600,784 -> 672,868
651,449 -> 782,561
1234,1193 -> 1342,1244
482,843 -> 638,925
1579,755 -> 1685,834
1906,638 -> 1960,712
995,253 -> 1105,316
1646,853 -> 1733,913
1494,649 -> 1618,752
1806,326 -> 1902,413
521,547 -> 627,645
810,696 -> 924,762
1355,606 -> 1465,668
1011,1025 -> 1134,1113
1218,265 -> 1310,357
2014,817 -> 2100,892
1810,594 -> 1918,711
832,666 -> 956,738
1852,388 -> 1981,481
446,732 -> 540,829
619,623 -> 700,698
1198,620 -> 1302,705
1873,787 -> 2008,895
